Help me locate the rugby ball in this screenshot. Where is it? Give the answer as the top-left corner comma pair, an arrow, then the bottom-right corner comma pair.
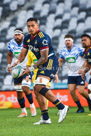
11,65 -> 24,78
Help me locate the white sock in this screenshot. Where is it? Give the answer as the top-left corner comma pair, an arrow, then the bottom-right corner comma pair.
30,103 -> 34,108
21,108 -> 27,113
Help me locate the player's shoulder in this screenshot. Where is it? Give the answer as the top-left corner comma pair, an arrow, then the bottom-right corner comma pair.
73,44 -> 84,51
24,33 -> 30,41
9,38 -> 15,43
89,46 -> 91,51
60,47 -> 66,52
38,30 -> 49,39
8,38 -> 16,46
88,47 -> 91,53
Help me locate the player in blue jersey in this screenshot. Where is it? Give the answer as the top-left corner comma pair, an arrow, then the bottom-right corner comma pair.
7,28 -> 36,117
59,34 -> 91,113
12,18 -> 69,124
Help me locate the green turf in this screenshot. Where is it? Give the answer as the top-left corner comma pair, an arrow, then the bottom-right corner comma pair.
0,107 -> 91,136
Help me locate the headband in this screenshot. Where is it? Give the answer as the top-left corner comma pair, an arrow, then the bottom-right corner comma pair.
64,38 -> 73,42
14,30 -> 23,35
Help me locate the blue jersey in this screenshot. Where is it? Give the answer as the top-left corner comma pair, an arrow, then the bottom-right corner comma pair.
23,30 -> 55,59
60,45 -> 85,76
8,38 -> 28,67
83,46 -> 91,65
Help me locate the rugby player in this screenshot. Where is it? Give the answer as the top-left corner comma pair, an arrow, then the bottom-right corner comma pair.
12,18 -> 69,124
79,34 -> 91,113
26,50 -> 49,113
59,34 -> 91,113
7,28 -> 36,117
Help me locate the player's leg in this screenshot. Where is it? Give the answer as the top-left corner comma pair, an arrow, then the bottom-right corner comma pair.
68,76 -> 84,113
14,76 -> 27,117
34,90 -> 49,120
88,78 -> 91,99
77,76 -> 91,111
34,76 -> 69,124
22,76 -> 36,116
34,56 -> 69,124
14,84 -> 27,117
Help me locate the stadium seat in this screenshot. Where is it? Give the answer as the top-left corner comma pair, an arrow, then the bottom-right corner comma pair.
76,22 -> 85,38
0,53 -> 2,63
0,42 -> 5,50
0,0 -> 91,88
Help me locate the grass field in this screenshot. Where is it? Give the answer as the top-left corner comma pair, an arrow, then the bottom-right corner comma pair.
0,107 -> 91,136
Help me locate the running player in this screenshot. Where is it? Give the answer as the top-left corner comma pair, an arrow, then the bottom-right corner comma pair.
7,28 -> 36,117
59,34 -> 91,113
12,18 -> 69,124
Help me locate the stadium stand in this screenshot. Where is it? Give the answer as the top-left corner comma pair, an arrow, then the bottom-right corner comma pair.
0,0 -> 91,90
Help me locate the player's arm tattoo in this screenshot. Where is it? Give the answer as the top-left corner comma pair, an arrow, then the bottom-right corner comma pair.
34,49 -> 49,68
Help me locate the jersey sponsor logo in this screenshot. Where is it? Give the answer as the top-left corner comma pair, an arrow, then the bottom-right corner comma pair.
27,39 -> 30,42
33,59 -> 38,64
87,52 -> 90,56
66,57 -> 76,63
42,39 -> 48,46
40,71 -> 45,74
35,40 -> 37,44
28,45 -> 39,52
50,74 -> 55,78
80,81 -> 84,84
14,52 -> 20,58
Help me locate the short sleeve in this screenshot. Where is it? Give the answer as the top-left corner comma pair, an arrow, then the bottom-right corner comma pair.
23,37 -> 29,50
8,42 -> 12,52
78,47 -> 84,56
39,37 -> 49,51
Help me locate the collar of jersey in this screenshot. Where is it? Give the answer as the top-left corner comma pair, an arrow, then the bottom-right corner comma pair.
66,44 -> 75,52
84,46 -> 91,54
31,29 -> 40,40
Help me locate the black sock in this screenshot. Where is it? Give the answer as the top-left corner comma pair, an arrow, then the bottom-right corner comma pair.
86,97 -> 91,103
75,100 -> 83,109
26,93 -> 33,104
41,110 -> 49,120
53,99 -> 64,110
18,97 -> 25,108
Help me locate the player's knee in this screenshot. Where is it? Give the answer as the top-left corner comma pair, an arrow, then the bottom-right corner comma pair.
17,91 -> 23,99
78,89 -> 84,95
22,86 -> 30,94
69,89 -> 75,96
39,87 -> 49,96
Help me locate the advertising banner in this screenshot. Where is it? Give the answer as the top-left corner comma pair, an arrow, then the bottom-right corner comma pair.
0,89 -> 88,108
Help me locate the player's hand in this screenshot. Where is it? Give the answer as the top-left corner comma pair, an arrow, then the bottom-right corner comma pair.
12,59 -> 20,68
20,67 -> 30,77
7,64 -> 12,73
78,68 -> 84,74
81,72 -> 85,80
